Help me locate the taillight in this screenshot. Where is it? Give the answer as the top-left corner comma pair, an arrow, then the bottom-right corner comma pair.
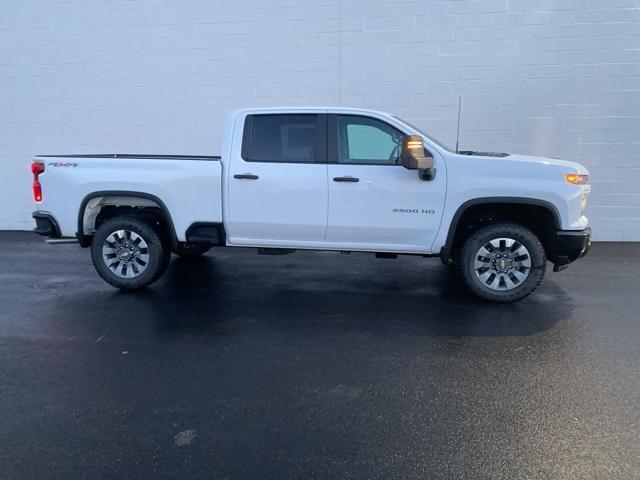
31,161 -> 45,202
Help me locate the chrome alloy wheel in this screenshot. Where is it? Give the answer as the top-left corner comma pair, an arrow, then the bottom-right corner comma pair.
102,229 -> 150,279
473,237 -> 532,291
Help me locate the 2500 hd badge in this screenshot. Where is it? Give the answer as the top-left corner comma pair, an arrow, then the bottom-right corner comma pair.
393,208 -> 436,214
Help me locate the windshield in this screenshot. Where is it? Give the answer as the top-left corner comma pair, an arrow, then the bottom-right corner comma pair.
393,116 -> 454,153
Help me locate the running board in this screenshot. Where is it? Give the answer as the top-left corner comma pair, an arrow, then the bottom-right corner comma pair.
257,248 -> 295,255
45,237 -> 79,244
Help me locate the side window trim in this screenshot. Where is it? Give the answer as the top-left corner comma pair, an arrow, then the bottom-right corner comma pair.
328,114 -> 406,166
241,113 -> 327,164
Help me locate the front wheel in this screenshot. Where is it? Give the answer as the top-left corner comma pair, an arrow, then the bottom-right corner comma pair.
91,216 -> 170,289
457,222 -> 546,302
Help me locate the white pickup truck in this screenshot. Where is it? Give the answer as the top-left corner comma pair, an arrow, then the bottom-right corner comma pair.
31,107 -> 591,302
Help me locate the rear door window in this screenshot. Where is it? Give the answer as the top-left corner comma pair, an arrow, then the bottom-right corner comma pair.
242,114 -> 323,163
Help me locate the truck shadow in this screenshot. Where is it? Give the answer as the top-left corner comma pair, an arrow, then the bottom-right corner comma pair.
123,252 -> 575,339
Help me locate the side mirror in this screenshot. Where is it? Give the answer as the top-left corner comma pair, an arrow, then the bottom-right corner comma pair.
399,135 -> 436,180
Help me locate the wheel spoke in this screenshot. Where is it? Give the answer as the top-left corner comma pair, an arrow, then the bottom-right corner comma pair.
512,268 -> 528,281
504,274 -> 518,289
513,245 -> 527,257
478,270 -> 493,283
513,255 -> 531,268
488,239 -> 500,251
474,255 -> 491,269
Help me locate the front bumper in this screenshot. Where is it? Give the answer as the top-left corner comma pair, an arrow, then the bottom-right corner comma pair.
32,211 -> 60,238
552,226 -> 591,271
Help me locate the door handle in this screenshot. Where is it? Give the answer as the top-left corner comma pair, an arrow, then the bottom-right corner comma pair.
234,173 -> 259,180
333,176 -> 359,182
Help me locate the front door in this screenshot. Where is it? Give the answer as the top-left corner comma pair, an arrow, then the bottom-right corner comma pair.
227,113 -> 328,244
325,114 -> 446,252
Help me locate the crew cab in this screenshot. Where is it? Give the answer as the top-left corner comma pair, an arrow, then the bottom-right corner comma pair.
30,107 -> 591,302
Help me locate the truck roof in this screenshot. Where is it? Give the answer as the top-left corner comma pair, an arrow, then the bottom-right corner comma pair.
231,106 -> 393,117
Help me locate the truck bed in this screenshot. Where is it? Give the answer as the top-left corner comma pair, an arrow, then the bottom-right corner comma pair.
33,154 -> 223,242
37,154 -> 220,161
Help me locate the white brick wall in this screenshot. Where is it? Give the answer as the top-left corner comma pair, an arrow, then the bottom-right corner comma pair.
1,0 -> 638,240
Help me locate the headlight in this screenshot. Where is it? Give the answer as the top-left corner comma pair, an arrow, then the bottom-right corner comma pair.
566,173 -> 588,185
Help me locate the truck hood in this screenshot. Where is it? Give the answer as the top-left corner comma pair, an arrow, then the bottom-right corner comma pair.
457,151 -> 589,174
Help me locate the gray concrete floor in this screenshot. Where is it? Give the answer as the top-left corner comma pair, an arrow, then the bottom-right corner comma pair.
0,231 -> 638,479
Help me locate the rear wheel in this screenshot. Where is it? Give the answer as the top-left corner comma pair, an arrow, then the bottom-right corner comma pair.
458,222 -> 546,302
91,216 -> 170,289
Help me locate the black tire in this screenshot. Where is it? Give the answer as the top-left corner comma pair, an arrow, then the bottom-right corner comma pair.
91,216 -> 170,290
457,222 -> 546,303
171,244 -> 211,258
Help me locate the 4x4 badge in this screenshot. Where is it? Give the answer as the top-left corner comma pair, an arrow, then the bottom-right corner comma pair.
48,162 -> 78,167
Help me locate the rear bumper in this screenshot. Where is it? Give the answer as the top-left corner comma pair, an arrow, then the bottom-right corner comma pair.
552,226 -> 591,271
32,211 -> 61,238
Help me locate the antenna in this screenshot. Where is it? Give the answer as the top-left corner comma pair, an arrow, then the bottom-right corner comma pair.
455,96 -> 462,153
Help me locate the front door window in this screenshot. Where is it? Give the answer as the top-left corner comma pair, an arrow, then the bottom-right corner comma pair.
337,115 -> 403,165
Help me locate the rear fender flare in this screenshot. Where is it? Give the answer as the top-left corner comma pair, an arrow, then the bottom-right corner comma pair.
77,190 -> 178,248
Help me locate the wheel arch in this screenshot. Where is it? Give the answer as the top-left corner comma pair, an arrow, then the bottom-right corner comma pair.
77,190 -> 178,249
440,197 -> 561,264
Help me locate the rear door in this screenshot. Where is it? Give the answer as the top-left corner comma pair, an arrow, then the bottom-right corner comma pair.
226,112 -> 328,244
325,114 -> 446,252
